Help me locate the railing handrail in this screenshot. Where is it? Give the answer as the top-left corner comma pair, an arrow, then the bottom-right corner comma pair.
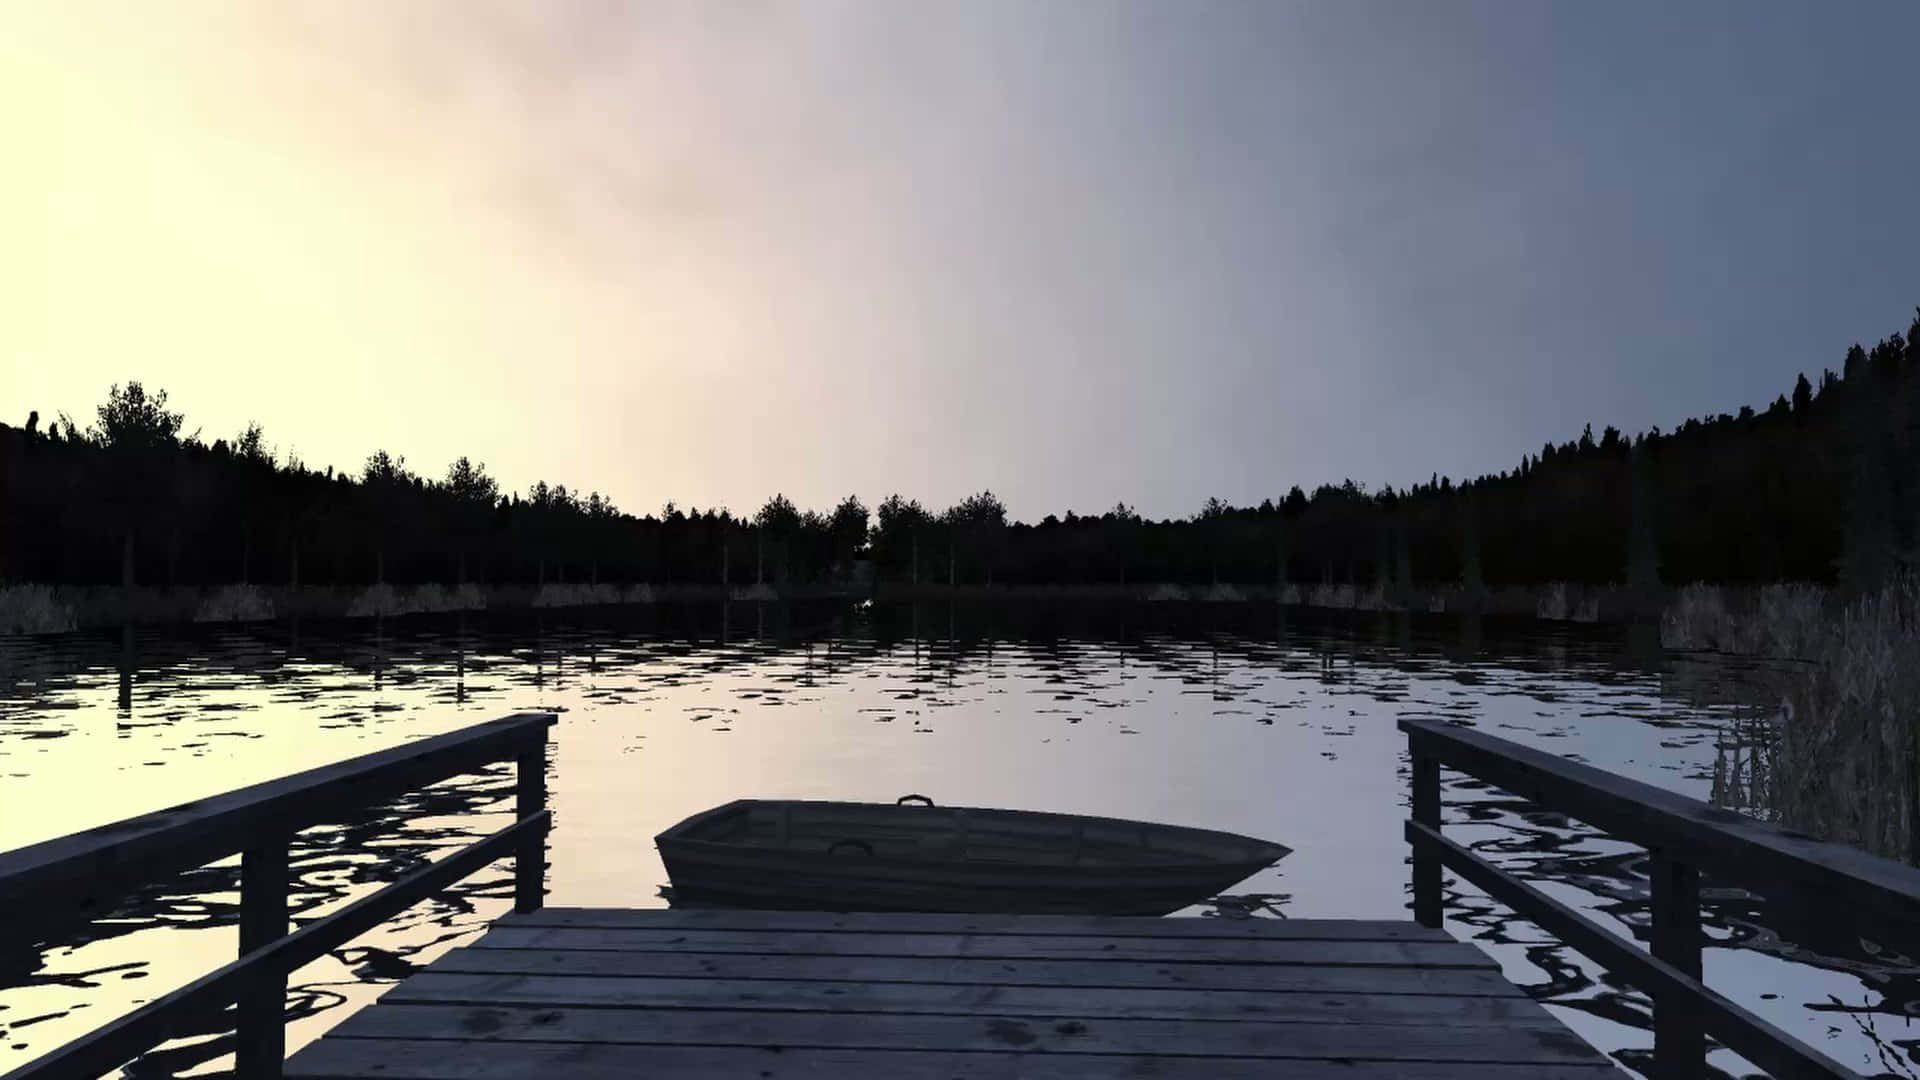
1400,715 -> 1887,1079
1399,716 -> 1920,937
4,811 -> 549,1080
0,711 -> 555,1080
0,712 -> 555,937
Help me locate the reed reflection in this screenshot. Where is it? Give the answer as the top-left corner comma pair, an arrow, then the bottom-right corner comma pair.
0,602 -> 1910,1079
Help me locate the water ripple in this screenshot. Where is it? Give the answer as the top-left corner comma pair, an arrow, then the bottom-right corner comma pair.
0,602 -> 1909,1078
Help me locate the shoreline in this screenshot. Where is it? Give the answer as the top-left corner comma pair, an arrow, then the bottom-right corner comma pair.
0,579 -> 1688,634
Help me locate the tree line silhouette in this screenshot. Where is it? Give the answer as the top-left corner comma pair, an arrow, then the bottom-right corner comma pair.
4,306 -> 1918,595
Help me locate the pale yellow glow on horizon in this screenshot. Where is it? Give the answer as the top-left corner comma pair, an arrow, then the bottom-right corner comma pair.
2,2 -> 1413,521
2,4 -> 789,508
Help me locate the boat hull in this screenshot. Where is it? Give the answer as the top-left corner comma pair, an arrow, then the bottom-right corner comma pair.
656,800 -> 1287,916
658,861 -> 1268,915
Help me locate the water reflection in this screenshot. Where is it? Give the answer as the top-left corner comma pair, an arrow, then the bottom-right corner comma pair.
0,603 -> 1913,1078
117,622 -> 134,717
2,763 -> 517,1077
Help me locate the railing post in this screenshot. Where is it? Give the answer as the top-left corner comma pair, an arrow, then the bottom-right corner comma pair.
1411,741 -> 1442,928
515,731 -> 549,913
235,837 -> 289,1078
1650,846 -> 1703,1078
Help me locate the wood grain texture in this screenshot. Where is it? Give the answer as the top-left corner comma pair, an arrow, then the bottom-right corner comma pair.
285,1039 -> 1625,1080
279,907 -> 1612,1077
322,1002 -> 1608,1062
384,971 -> 1567,1026
468,925 -> 1499,967
498,907 -> 1449,940
416,945 -> 1521,994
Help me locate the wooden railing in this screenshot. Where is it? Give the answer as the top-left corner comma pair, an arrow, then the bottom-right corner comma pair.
0,711 -> 556,1080
1400,715 -> 1920,1080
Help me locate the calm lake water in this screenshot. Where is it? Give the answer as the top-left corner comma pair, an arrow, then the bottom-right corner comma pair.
0,601 -> 1914,1078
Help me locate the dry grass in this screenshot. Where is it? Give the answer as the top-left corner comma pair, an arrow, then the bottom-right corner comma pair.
1661,582 -> 1830,658
0,585 -> 77,635
1771,579 -> 1920,859
1301,583 -> 1355,609
193,584 -> 275,623
531,583 -> 628,608
1688,579 -> 1920,860
1535,582 -> 1569,621
346,582 -> 488,617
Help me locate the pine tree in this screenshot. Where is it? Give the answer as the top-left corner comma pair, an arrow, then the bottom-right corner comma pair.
1627,438 -> 1661,591
1460,498 -> 1484,596
1839,384 -> 1898,595
1395,518 -> 1412,590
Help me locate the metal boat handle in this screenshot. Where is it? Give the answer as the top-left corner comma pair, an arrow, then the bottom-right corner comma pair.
896,794 -> 935,807
828,838 -> 876,856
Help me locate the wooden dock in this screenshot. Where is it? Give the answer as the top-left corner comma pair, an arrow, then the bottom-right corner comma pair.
9,711 -> 1903,1080
281,906 -> 1617,1079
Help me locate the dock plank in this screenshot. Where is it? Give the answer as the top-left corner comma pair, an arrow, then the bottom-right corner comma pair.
285,1039 -> 1623,1080
283,909 -> 1616,1079
324,1003 -> 1606,1063
496,907 -> 1449,940
420,946 -> 1524,994
384,971 -> 1564,1025
470,925 -> 1498,967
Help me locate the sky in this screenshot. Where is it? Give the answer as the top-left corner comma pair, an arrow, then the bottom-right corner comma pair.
5,0 -> 1919,523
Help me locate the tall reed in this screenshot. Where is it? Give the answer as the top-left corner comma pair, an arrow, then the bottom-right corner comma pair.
1660,582 -> 1830,659
0,585 -> 77,634
1689,579 -> 1920,861
1773,578 -> 1920,860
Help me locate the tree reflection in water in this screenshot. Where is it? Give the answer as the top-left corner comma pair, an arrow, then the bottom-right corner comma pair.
0,603 -> 1915,1079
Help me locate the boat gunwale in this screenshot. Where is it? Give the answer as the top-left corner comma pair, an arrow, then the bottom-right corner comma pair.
653,799 -> 1291,872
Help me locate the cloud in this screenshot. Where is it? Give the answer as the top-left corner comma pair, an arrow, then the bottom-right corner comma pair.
8,1 -> 1918,522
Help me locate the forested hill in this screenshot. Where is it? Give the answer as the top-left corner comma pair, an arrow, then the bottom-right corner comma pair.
5,309 -> 1919,592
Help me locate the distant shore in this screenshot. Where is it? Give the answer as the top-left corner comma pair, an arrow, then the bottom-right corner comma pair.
875,581 -> 1673,624
0,579 -> 1686,634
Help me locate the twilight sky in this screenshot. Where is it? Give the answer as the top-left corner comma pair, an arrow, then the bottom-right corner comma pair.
6,1 -> 1918,521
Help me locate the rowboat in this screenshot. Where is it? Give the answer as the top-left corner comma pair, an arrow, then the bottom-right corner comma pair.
655,796 -> 1290,916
